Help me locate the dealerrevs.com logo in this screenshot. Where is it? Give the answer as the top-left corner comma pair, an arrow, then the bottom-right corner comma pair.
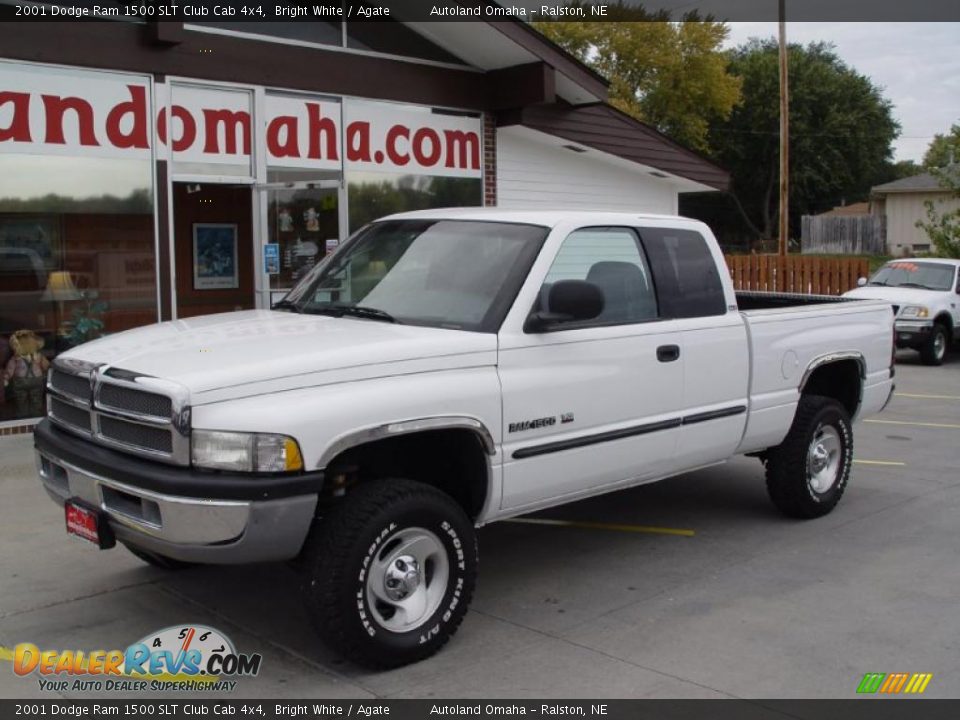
9,625 -> 262,693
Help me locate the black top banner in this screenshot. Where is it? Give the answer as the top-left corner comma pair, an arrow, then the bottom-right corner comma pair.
2,0 -> 960,22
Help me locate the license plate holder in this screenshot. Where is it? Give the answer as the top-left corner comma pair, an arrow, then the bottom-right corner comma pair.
65,498 -> 116,549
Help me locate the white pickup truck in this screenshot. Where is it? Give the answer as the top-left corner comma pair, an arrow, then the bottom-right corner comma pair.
844,257 -> 960,366
35,210 -> 895,667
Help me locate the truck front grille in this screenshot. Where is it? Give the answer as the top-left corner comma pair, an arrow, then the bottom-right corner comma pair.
49,397 -> 92,433
49,369 -> 91,402
98,383 -> 173,419
46,362 -> 189,465
99,416 -> 173,454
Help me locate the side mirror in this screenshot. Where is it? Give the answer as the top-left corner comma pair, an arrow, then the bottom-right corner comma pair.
857,277 -> 867,287
525,279 -> 604,332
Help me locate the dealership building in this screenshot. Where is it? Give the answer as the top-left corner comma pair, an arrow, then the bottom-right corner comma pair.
0,20 -> 728,427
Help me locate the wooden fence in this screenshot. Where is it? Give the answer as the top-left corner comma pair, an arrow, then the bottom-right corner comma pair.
800,214 -> 886,255
725,255 -> 870,295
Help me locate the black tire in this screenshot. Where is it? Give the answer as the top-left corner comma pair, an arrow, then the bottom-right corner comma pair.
124,544 -> 196,570
919,323 -> 949,366
299,479 -> 477,668
765,394 -> 853,519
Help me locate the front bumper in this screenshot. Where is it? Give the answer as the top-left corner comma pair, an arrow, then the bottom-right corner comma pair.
34,419 -> 321,564
894,320 -> 934,349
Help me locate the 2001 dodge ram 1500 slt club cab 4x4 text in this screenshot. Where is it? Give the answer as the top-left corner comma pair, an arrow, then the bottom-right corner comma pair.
34,210 -> 896,667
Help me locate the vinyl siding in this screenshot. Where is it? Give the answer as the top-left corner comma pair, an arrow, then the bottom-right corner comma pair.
885,192 -> 960,254
496,128 -> 678,214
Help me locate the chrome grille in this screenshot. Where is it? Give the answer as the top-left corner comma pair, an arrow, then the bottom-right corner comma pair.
98,383 -> 172,419
49,369 -> 90,402
46,360 -> 190,465
99,416 -> 173,454
49,397 -> 92,433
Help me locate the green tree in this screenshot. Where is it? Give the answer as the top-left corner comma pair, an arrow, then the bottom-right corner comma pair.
534,13 -> 741,152
916,167 -> 960,258
706,39 -> 899,242
922,124 -> 960,169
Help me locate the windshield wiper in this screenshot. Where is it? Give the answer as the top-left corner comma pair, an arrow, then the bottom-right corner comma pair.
271,299 -> 302,313
867,281 -> 888,286
305,303 -> 398,323
896,282 -> 933,290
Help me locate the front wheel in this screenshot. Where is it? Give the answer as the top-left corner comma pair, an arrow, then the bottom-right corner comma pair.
919,323 -> 948,366
299,479 -> 477,668
765,394 -> 853,519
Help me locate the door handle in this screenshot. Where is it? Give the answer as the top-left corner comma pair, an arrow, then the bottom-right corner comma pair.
657,344 -> 680,362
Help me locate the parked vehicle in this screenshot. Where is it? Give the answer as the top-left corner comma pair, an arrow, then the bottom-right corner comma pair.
35,210 -> 895,667
844,258 -> 960,365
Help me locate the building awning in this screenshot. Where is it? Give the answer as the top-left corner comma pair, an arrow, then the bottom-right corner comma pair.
499,103 -> 730,191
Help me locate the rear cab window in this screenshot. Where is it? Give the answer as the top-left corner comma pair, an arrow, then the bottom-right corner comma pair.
636,227 -> 727,319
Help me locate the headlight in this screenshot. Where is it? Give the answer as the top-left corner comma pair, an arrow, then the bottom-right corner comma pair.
191,430 -> 304,472
899,306 -> 929,319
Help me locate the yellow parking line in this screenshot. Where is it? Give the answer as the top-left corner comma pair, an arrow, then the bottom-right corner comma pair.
853,459 -> 906,466
0,647 -> 12,662
865,419 -> 960,430
895,392 -> 960,401
506,517 -> 694,537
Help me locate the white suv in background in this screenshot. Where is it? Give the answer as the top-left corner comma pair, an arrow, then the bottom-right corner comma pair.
845,258 -> 960,365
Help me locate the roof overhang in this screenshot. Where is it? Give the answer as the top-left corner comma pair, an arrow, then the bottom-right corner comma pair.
499,104 -> 730,191
403,20 -> 608,106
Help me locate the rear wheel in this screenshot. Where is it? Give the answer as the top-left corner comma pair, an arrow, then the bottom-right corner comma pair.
765,394 -> 853,519
919,323 -> 948,366
299,479 -> 477,668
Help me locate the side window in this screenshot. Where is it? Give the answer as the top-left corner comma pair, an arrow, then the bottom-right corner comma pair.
541,228 -> 658,324
638,228 -> 727,319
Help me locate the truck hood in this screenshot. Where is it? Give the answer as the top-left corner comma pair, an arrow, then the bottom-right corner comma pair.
842,286 -> 944,308
61,310 -> 497,401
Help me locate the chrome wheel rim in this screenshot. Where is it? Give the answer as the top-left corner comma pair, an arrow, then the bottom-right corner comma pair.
365,527 -> 449,633
934,331 -> 946,360
807,424 -> 842,494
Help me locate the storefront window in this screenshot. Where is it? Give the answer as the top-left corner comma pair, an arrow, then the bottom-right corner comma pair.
0,154 -> 156,422
347,172 -> 482,232
267,185 -> 339,290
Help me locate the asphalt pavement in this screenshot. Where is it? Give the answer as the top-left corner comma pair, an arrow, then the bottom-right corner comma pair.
1,348 -> 958,699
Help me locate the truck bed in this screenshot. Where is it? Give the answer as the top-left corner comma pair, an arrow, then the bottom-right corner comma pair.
735,290 -> 854,311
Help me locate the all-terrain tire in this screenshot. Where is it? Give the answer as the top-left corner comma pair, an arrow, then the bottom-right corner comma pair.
919,322 -> 949,366
765,394 -> 853,519
124,544 -> 196,570
299,479 -> 477,668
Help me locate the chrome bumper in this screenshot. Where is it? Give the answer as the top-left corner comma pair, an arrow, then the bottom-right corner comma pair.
36,450 -> 317,564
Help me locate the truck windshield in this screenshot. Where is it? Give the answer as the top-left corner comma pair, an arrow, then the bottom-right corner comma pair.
281,219 -> 549,332
868,261 -> 955,291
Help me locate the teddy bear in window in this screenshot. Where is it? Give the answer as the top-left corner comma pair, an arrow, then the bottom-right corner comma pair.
3,330 -> 51,418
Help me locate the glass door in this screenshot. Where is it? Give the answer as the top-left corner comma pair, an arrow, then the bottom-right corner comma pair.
258,177 -> 344,307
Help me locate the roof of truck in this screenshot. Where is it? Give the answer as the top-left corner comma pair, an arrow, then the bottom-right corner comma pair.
379,207 -> 704,229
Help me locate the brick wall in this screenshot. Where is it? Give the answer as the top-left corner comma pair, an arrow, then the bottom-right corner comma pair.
483,112 -> 497,207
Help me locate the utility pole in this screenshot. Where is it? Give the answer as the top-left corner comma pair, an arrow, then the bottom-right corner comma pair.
778,0 -> 790,256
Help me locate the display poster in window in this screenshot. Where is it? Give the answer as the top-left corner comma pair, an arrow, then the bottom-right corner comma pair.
264,243 -> 280,275
193,223 -> 238,290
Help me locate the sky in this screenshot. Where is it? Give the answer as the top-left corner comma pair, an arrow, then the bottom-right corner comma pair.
724,22 -> 960,163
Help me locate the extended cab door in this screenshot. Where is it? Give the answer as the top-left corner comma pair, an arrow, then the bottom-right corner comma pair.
496,225 -> 687,511
636,226 -> 749,467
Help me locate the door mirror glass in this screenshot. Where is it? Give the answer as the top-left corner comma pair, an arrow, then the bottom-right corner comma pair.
525,280 -> 604,332
857,277 -> 867,287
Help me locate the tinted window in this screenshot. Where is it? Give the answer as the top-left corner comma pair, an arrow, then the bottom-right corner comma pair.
542,228 -> 658,324
638,228 -> 726,319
